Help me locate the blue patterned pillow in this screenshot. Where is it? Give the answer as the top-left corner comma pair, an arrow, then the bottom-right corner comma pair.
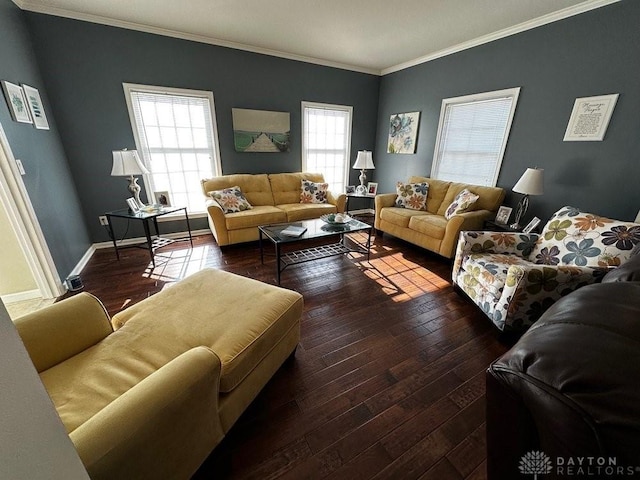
300,180 -> 328,204
395,182 -> 429,210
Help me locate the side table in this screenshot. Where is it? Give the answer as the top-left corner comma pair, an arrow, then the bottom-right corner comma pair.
105,206 -> 193,267
346,193 -> 376,215
483,220 -> 522,233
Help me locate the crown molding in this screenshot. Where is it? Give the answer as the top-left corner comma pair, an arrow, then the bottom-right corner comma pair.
14,0 -> 621,77
381,0 -> 621,75
14,0 -> 381,76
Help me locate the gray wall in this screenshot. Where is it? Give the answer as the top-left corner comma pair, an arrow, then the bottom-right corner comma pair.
0,0 -> 90,279
23,13 -> 380,242
375,0 -> 640,224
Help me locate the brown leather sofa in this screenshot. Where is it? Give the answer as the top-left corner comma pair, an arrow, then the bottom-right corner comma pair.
486,254 -> 640,480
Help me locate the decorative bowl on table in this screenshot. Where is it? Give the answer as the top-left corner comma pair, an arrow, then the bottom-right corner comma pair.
320,213 -> 351,225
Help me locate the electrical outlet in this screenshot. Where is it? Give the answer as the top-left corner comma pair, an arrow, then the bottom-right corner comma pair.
98,215 -> 108,226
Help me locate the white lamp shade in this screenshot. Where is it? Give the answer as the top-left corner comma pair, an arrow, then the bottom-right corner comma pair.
111,149 -> 149,176
635,209 -> 640,223
352,150 -> 375,170
512,168 -> 544,195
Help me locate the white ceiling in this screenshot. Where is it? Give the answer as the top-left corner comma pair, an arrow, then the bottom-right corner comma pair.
15,0 -> 618,75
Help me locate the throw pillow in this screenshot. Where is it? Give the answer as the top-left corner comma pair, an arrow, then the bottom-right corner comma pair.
300,180 -> 329,204
208,186 -> 253,214
395,182 -> 429,210
444,189 -> 479,219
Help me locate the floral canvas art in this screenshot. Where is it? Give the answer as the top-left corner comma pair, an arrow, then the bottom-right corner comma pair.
387,111 -> 420,154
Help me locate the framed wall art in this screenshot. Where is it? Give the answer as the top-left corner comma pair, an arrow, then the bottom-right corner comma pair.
21,84 -> 49,130
2,81 -> 32,124
232,108 -> 290,152
563,93 -> 618,142
387,111 -> 420,154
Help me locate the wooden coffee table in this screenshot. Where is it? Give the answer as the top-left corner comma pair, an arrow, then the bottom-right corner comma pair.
258,217 -> 372,284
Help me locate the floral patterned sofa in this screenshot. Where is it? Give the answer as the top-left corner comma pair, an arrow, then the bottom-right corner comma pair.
452,206 -> 640,331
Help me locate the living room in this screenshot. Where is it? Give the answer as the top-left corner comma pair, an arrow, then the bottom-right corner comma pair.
1,0 -> 639,478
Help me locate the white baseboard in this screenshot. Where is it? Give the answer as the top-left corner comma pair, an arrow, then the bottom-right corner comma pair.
348,208 -> 375,215
1,289 -> 42,304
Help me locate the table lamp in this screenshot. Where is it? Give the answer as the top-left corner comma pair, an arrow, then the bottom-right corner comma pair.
111,149 -> 149,208
352,150 -> 375,195
511,167 -> 544,229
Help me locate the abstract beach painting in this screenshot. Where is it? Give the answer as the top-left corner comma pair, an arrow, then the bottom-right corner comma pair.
232,108 -> 290,152
387,111 -> 420,154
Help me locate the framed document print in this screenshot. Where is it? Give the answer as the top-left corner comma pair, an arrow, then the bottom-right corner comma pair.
563,94 -> 618,142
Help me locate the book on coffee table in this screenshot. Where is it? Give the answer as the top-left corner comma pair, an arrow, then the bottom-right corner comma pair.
280,225 -> 307,237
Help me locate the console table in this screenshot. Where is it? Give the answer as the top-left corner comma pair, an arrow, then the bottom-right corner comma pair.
105,206 -> 193,267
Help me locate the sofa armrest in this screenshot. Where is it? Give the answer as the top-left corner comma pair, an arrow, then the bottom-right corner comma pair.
70,346 -> 224,480
327,191 -> 346,213
374,193 -> 397,228
439,210 -> 494,258
14,293 -> 113,373
205,198 -> 230,245
452,231 -> 540,281
495,264 -> 606,330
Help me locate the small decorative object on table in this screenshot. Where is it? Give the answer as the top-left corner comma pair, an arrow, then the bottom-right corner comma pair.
522,216 -> 541,234
345,185 -> 355,194
320,213 -> 351,224
495,206 -> 512,225
280,225 -> 307,237
367,182 -> 378,195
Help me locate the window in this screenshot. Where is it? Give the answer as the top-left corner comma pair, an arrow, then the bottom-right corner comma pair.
123,83 -> 222,213
431,87 -> 520,187
302,102 -> 353,194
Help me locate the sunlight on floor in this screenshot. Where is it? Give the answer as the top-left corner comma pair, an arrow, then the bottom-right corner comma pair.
143,244 -> 216,281
354,240 -> 451,303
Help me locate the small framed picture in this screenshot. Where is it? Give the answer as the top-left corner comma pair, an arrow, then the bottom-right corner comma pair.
126,197 -> 140,213
21,84 -> 49,130
345,185 -> 355,194
154,190 -> 171,207
495,206 -> 512,225
2,81 -> 32,124
367,182 -> 378,195
523,216 -> 541,234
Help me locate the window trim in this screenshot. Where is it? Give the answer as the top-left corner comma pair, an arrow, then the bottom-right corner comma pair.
430,87 -> 521,187
122,82 -> 223,211
301,101 -> 353,193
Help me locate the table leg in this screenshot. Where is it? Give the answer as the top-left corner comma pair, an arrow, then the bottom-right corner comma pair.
276,242 -> 281,285
107,215 -> 119,260
142,219 -> 155,267
259,230 -> 264,264
183,208 -> 193,247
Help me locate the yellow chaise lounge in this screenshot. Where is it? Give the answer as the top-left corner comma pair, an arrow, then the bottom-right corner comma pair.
15,269 -> 303,480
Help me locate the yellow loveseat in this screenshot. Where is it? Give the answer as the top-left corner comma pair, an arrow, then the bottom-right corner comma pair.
14,269 -> 303,480
374,176 -> 505,258
201,172 -> 346,246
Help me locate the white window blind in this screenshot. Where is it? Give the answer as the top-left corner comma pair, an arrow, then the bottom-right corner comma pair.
431,88 -> 520,187
302,102 -> 353,194
124,83 -> 221,213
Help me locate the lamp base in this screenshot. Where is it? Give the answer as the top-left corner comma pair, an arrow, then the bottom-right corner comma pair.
128,176 -> 146,207
355,184 -> 367,195
510,194 -> 529,230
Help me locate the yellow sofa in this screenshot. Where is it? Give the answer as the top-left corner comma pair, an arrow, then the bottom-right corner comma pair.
374,176 -> 505,258
201,172 -> 347,246
14,269 -> 303,480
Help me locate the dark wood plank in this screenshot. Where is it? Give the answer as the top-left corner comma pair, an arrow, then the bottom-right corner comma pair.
68,230 -> 512,479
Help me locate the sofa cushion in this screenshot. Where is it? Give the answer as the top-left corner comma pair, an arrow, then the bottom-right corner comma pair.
224,206 -> 287,230
408,214 -> 448,239
380,206 -> 429,228
530,206 -> 640,267
278,203 -> 336,222
437,182 -> 504,216
444,188 -> 479,219
395,181 -> 428,210
201,174 -> 274,206
269,172 -> 325,205
300,179 -> 328,204
208,186 -> 253,214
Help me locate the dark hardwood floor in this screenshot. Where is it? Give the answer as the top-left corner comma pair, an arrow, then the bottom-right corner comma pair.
75,225 -> 512,479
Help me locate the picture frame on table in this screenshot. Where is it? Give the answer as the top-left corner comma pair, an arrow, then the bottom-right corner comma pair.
345,185 -> 355,194
154,190 -> 171,207
126,197 -> 140,213
1,81 -> 32,124
522,216 -> 541,234
367,182 -> 378,195
21,84 -> 49,130
495,206 -> 513,225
